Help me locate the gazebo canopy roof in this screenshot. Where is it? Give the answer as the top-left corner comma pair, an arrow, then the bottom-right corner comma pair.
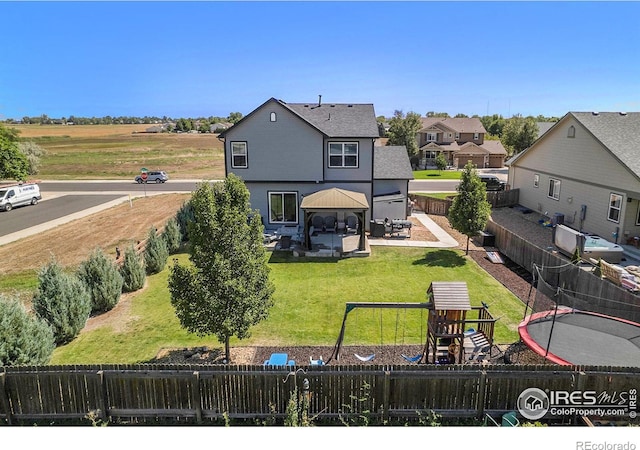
300,188 -> 370,210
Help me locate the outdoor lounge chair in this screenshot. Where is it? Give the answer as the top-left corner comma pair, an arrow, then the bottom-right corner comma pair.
354,353 -> 375,362
312,215 -> 325,231
324,216 -> 337,232
346,215 -> 359,234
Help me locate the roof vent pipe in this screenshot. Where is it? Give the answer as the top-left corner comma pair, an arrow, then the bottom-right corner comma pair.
318,95 -> 322,107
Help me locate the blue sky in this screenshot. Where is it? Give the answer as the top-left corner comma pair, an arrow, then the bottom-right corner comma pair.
1,1 -> 639,120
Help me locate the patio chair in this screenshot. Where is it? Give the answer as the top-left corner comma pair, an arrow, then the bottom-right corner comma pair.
312,215 -> 325,232
324,216 -> 337,233
346,215 -> 359,234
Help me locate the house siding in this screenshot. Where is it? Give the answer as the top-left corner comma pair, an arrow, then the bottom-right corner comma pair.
247,181 -> 374,231
225,102 -> 324,182
508,115 -> 640,240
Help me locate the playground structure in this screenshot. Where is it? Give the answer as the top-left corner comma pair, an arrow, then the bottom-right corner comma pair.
324,281 -> 497,364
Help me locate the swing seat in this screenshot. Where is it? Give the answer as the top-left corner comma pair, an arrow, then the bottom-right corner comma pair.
309,356 -> 324,366
401,353 -> 422,363
354,353 -> 375,362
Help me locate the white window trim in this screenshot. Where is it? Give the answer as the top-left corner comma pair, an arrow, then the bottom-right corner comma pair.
533,174 -> 539,188
608,192 -> 623,223
474,132 -> 479,140
328,142 -> 359,168
268,191 -> 298,224
548,178 -> 561,200
426,132 -> 438,142
231,142 -> 248,168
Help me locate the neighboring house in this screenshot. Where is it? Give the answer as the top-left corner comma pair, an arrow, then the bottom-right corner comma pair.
507,111 -> 640,243
219,97 -> 413,243
210,122 -> 233,133
416,117 -> 507,169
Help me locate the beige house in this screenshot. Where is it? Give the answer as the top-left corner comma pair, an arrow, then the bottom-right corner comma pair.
507,112 -> 640,243
416,117 -> 507,169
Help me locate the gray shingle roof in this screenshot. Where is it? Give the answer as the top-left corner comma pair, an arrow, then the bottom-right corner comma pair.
420,117 -> 487,134
282,101 -> 380,138
571,112 -> 640,177
374,146 -> 414,180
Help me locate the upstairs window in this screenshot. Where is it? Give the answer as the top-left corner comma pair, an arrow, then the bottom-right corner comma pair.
567,125 -> 575,138
328,142 -> 358,167
426,132 -> 438,142
231,142 -> 248,168
270,112 -> 277,122
474,132 -> 479,140
548,178 -> 561,200
608,193 -> 623,223
455,132 -> 460,139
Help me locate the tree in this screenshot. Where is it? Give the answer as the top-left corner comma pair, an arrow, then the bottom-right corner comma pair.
143,227 -> 169,274
447,161 -> 492,255
119,245 -> 146,292
18,141 -> 46,175
386,110 -> 422,157
32,259 -> 91,345
162,217 -> 182,254
0,124 -> 29,181
78,247 -> 124,313
0,295 -> 55,366
168,175 -> 275,363
501,115 -> 538,155
435,153 -> 448,172
176,199 -> 194,242
227,112 -> 243,124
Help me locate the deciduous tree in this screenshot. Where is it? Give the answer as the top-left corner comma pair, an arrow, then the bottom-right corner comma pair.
168,175 -> 275,363
0,124 -> 28,181
447,161 -> 492,255
387,110 -> 422,157
501,115 -> 538,155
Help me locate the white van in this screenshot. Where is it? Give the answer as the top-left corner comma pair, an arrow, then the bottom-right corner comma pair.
0,183 -> 42,211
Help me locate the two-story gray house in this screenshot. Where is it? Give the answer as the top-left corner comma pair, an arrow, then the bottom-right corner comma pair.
219,97 -> 413,250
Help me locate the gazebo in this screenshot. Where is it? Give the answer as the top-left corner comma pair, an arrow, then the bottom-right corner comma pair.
299,188 -> 369,251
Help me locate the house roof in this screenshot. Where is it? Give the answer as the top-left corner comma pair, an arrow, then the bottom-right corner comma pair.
282,101 -> 380,138
219,97 -> 380,139
420,140 -> 507,155
426,281 -> 472,311
509,112 -> 640,177
300,188 -> 370,210
419,117 -> 486,134
536,121 -> 555,138
374,146 -> 414,180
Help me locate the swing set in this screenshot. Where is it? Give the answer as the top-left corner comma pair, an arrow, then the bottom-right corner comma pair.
323,301 -> 431,364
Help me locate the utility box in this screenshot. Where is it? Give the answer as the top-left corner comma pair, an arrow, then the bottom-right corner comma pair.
369,220 -> 386,237
475,231 -> 495,247
552,213 -> 565,226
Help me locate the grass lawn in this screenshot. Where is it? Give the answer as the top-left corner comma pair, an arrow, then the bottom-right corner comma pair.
51,247 -> 525,365
412,169 -> 462,180
413,192 -> 457,200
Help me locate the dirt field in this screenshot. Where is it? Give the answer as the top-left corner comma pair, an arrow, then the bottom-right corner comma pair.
0,193 -> 190,274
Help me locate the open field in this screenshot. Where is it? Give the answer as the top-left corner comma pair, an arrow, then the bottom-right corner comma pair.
11,124 -> 225,180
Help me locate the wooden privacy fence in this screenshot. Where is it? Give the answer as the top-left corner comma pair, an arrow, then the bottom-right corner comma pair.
486,220 -> 640,323
409,189 -> 519,216
0,364 -> 638,425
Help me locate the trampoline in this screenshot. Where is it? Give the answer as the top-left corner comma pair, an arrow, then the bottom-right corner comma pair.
519,308 -> 640,367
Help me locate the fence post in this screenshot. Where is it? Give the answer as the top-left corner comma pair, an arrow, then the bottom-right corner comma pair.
192,371 -> 202,424
0,372 -> 12,425
97,370 -> 108,422
382,370 -> 390,422
477,370 -> 487,418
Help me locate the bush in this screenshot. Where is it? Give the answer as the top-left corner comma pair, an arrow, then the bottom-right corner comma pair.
120,245 -> 146,292
0,295 -> 55,366
162,217 -> 182,254
32,259 -> 91,345
78,247 -> 124,314
143,227 -> 168,275
176,200 -> 194,242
